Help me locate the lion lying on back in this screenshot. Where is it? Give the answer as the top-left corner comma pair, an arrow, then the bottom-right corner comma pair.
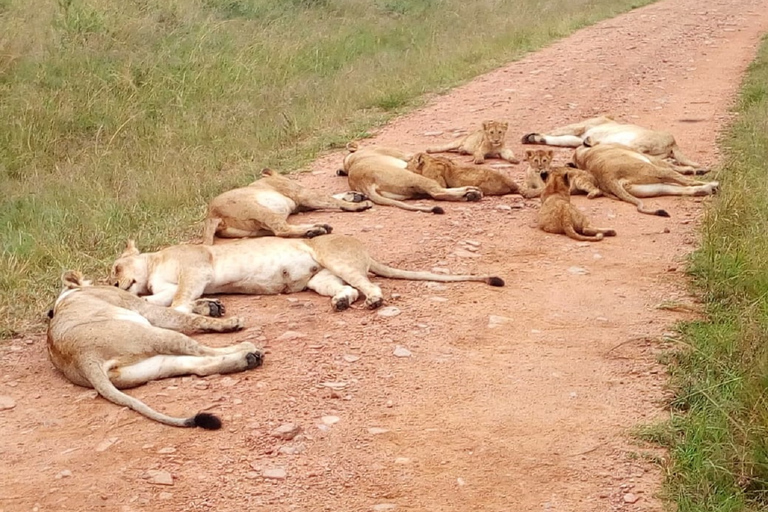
47,271 -> 262,429
338,143 -> 483,213
111,234 -> 504,314
203,168 -> 372,244
522,115 -> 706,174
426,120 -> 520,164
407,153 -> 538,197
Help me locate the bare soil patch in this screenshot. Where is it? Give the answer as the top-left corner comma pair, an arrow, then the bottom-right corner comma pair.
2,0 -> 768,510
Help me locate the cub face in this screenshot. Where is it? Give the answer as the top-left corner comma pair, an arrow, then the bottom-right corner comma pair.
408,153 -> 453,175
481,121 -> 509,147
524,148 -> 554,171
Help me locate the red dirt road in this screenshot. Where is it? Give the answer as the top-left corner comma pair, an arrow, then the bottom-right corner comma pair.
3,1 -> 768,510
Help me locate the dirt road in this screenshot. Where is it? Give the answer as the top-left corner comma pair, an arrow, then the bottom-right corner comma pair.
3,0 -> 768,510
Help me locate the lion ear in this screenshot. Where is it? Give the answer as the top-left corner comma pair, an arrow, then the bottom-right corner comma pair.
415,153 -> 427,169
61,270 -> 84,289
524,149 -> 534,159
120,239 -> 140,258
501,121 -> 508,130
261,168 -> 275,177
482,120 -> 491,131
545,149 -> 554,158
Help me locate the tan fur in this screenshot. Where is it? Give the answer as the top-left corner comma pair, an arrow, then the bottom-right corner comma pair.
572,143 -> 719,216
426,120 -> 520,164
523,149 -> 553,191
47,271 -> 261,429
406,153 -> 538,198
522,115 -> 706,173
338,144 -> 484,213
537,168 -> 616,242
110,235 -> 505,313
203,168 -> 372,245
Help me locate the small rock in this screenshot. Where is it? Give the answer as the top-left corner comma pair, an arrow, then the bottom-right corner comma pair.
377,307 -> 401,318
320,382 -> 348,389
393,346 -> 412,358
430,296 -> 448,302
623,493 -> 639,504
276,331 -> 306,341
95,437 -> 119,452
343,354 -> 360,363
464,240 -> 481,247
567,266 -> 589,275
593,253 -> 602,260
263,467 -> 287,480
368,427 -> 390,435
372,505 -> 397,511
193,382 -> 209,390
394,457 -> 411,464
457,477 -> 466,486
0,395 -> 15,411
55,470 -> 72,479
424,131 -> 443,136
157,446 -> 176,454
145,470 -> 173,486
271,423 -> 302,441
452,249 -> 480,258
487,315 -> 511,328
431,267 -> 450,274
278,443 -> 306,455
425,282 -> 447,290
158,492 -> 173,500
321,415 -> 340,426
495,205 -> 512,211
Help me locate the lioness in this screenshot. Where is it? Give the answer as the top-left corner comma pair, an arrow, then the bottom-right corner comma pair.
572,143 -> 719,217
203,168 -> 373,244
407,153 -> 538,198
426,120 -> 520,164
522,115 -> 706,173
47,271 -> 262,429
111,235 -> 504,313
337,144 -> 483,214
538,168 -> 616,242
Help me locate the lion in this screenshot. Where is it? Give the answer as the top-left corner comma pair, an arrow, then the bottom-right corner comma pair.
538,167 -> 616,242
426,120 -> 520,164
337,144 -> 483,214
111,235 -> 505,313
202,168 -> 373,244
522,115 -> 706,174
47,270 -> 262,429
572,142 -> 719,217
523,148 -> 553,192
406,153 -> 538,198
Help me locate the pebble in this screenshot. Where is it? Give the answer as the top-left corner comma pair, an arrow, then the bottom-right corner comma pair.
343,354 -> 360,363
425,282 -> 447,290
431,267 -> 450,274
271,423 -> 302,440
452,249 -> 480,258
567,266 -> 589,275
394,457 -> 411,464
157,446 -> 176,454
95,437 -> 119,452
430,297 -> 448,302
276,331 -> 306,341
263,468 -> 287,480
145,470 -> 173,486
457,477 -> 466,486
158,492 -> 173,500
464,240 -> 481,247
278,443 -> 306,455
321,415 -> 340,426
55,469 -> 72,479
393,346 -> 412,358
424,131 -> 444,136
0,396 -> 15,411
487,315 -> 511,328
372,505 -> 397,511
377,306 -> 401,318
320,382 -> 348,389
495,205 -> 512,211
623,493 -> 639,504
368,427 -> 390,435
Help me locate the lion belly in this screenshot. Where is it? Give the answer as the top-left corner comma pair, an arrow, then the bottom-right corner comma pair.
206,238 -> 320,295
585,126 -> 639,147
254,189 -> 297,215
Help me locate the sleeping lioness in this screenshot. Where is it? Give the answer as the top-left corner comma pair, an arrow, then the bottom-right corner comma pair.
522,115 -> 706,173
47,271 -> 261,429
111,235 -> 504,313
337,144 -> 483,214
406,153 -> 538,198
203,168 -> 372,244
572,142 -> 719,217
538,168 -> 616,242
426,120 -> 520,164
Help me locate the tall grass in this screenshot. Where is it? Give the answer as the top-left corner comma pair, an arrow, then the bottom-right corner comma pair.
0,0 -> 654,336
644,35 -> 768,512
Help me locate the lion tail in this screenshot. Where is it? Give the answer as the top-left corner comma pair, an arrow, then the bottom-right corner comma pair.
362,186 -> 444,214
368,259 -> 504,287
82,360 -> 221,430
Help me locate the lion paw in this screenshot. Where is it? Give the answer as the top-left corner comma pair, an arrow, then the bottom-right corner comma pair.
332,296 -> 351,312
364,296 -> 384,310
521,133 -> 543,144
464,189 -> 483,202
193,298 -> 225,317
306,225 -> 332,238
245,351 -> 264,369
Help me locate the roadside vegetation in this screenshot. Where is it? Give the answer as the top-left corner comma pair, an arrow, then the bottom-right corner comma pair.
0,0 -> 654,336
641,35 -> 768,512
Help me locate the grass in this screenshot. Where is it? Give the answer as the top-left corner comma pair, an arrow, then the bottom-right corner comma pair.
0,0 -> 657,337
639,34 -> 768,512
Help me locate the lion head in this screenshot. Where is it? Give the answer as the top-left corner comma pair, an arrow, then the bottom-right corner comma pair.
524,148 -> 554,171
110,240 -> 149,295
481,120 -> 509,147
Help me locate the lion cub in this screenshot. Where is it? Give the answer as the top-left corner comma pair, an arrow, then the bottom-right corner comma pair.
538,167 -> 616,242
523,148 -> 553,192
426,120 -> 520,164
407,153 -> 537,198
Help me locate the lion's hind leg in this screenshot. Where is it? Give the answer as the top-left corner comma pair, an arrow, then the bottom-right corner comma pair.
426,139 -> 462,154
298,191 -> 373,212
306,269 -> 360,311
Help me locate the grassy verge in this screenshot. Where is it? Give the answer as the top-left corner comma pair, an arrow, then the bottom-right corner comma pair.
0,0 -> 655,337
641,35 -> 768,512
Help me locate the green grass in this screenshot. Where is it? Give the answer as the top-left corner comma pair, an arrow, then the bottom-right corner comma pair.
0,0 -> 656,337
643,34 -> 768,512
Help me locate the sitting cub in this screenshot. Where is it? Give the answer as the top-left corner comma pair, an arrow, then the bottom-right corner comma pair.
407,153 -> 538,197
426,120 -> 519,164
538,167 -> 616,242
523,148 -> 553,192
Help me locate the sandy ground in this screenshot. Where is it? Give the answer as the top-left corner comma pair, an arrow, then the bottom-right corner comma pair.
2,0 -> 768,511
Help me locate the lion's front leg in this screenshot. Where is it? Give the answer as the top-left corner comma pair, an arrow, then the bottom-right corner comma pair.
306,269 -> 360,311
299,191 -> 373,213
498,148 -> 520,165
